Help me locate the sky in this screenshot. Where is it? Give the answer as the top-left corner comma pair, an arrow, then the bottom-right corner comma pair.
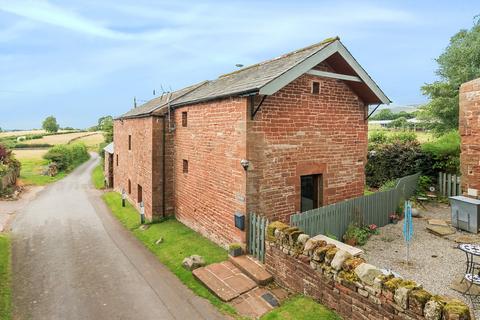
0,0 -> 478,130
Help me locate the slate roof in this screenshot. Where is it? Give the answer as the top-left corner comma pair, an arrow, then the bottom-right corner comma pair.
119,81 -> 208,119
172,39 -> 335,106
118,37 -> 389,119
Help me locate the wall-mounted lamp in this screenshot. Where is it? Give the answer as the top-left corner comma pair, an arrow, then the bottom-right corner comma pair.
240,159 -> 250,171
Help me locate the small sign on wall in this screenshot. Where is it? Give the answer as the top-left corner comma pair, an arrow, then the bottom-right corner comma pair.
468,188 -> 479,198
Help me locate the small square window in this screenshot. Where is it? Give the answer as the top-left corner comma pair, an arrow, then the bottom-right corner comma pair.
182,112 -> 188,127
128,135 -> 132,150
312,81 -> 320,94
183,159 -> 188,173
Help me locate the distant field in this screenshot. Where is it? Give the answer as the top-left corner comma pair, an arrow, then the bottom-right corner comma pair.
0,130 -> 45,138
22,132 -> 97,145
13,149 -> 47,160
368,127 -> 434,144
0,129 -> 78,138
74,133 -> 104,150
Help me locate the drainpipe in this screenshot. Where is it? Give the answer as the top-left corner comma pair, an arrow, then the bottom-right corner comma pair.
162,116 -> 166,218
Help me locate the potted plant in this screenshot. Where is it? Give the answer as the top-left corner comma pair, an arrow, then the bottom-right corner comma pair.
228,243 -> 243,257
389,213 -> 400,224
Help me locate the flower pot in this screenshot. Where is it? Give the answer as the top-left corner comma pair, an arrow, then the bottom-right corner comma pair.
229,247 -> 243,257
345,238 -> 357,246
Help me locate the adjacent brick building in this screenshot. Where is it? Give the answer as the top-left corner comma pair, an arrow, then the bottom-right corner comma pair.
459,78 -> 480,196
110,38 -> 390,247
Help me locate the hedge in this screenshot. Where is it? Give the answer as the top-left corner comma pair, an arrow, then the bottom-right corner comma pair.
43,143 -> 90,171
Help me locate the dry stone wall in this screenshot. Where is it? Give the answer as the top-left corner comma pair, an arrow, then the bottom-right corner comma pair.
265,221 -> 471,320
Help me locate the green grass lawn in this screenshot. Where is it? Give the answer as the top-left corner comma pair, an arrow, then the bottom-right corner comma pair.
0,234 -> 11,320
92,164 -> 104,189
261,296 -> 341,320
101,192 -> 236,316
19,158 -> 67,186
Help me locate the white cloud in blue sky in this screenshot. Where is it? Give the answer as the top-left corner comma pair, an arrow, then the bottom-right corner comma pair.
0,0 -> 478,129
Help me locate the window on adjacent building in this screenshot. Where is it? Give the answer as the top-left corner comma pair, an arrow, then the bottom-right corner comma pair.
312,81 -> 320,94
116,154 -> 118,166
300,174 -> 323,212
137,184 -> 143,203
183,159 -> 188,173
182,112 -> 188,127
128,179 -> 131,194
128,135 -> 132,150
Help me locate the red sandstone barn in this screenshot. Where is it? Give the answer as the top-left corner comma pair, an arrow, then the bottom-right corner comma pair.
108,38 -> 390,247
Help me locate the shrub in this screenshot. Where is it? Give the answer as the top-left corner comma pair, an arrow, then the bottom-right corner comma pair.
417,175 -> 433,194
343,223 -> 378,246
369,130 -> 388,146
388,131 -> 417,143
366,140 -> 423,188
43,143 -> 89,171
379,180 -> 396,192
421,131 -> 460,174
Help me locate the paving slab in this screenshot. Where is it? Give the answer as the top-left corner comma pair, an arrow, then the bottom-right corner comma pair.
426,225 -> 456,237
229,255 -> 273,285
231,287 -> 274,319
193,261 -> 256,302
428,219 -> 449,226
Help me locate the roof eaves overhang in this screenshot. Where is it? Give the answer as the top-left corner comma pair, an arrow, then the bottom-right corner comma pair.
114,112 -> 164,121
170,89 -> 259,108
258,40 -> 391,105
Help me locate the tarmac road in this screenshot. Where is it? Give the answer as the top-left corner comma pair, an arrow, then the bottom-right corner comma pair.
11,153 -> 225,320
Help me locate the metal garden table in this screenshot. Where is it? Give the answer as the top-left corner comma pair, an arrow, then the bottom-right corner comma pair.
459,243 -> 480,290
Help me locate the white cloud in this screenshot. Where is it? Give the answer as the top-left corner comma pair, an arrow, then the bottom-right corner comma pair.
0,0 -> 129,39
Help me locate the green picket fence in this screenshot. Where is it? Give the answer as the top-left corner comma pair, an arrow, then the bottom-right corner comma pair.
438,172 -> 461,197
290,173 -> 420,240
248,213 -> 268,262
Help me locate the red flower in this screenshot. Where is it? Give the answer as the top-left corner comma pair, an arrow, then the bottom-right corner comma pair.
368,224 -> 377,231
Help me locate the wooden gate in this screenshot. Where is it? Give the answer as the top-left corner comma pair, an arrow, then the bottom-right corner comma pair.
248,213 -> 268,262
438,172 -> 461,197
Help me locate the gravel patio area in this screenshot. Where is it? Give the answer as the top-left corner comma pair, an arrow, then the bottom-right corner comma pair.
361,202 -> 480,316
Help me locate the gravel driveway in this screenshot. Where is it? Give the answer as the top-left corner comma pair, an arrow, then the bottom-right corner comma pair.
361,202 -> 480,314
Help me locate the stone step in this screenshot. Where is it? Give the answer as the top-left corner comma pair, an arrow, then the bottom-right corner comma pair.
229,255 -> 273,285
192,261 -> 257,302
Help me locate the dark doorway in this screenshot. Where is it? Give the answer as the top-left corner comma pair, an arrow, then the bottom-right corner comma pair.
107,154 -> 114,187
301,174 -> 323,212
137,184 -> 143,204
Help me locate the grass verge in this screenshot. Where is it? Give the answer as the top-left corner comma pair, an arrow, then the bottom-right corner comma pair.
260,295 -> 341,320
19,158 -> 67,186
0,233 -> 11,320
92,164 -> 104,189
101,192 -> 236,316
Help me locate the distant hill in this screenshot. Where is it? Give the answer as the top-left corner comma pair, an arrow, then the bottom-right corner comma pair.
369,104 -> 423,115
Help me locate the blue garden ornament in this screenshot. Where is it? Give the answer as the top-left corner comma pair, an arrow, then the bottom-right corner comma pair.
403,200 -> 414,263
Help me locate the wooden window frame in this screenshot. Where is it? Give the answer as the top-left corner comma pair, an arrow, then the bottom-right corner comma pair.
182,112 -> 188,127
311,81 -> 320,94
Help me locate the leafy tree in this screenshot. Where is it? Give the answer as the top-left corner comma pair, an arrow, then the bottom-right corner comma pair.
370,109 -> 395,120
42,116 -> 59,133
98,115 -> 113,143
387,117 -> 408,129
419,18 -> 480,134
